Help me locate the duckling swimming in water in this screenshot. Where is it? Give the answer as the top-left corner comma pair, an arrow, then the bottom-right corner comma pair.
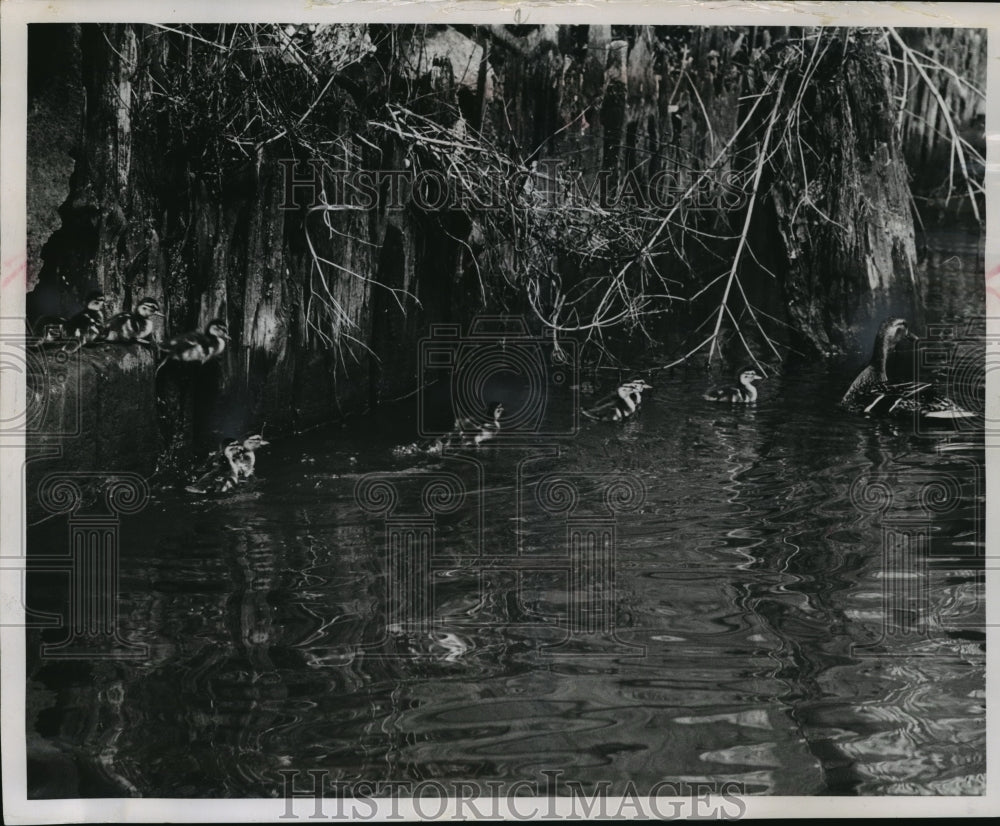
421,401 -> 505,454
703,367 -> 764,403
157,319 -> 230,372
581,379 -> 652,422
106,297 -> 163,344
185,438 -> 242,494
227,433 -> 270,483
184,432 -> 270,494
458,401 -> 505,446
842,317 -> 975,421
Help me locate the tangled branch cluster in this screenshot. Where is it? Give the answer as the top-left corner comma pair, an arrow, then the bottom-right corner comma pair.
129,24 -> 984,368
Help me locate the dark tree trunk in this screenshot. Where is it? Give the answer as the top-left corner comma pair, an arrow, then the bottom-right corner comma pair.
769,30 -> 919,355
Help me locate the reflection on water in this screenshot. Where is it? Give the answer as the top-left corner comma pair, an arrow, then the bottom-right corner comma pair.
26,233 -> 985,798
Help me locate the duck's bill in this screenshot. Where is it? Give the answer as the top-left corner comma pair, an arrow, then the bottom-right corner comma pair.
907,331 -> 921,341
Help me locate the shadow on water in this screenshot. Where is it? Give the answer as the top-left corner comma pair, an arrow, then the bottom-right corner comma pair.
25,230 -> 985,797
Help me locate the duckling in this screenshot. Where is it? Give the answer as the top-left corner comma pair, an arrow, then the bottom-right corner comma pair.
458,401 -> 505,446
185,438 -> 242,494
184,432 -> 270,494
581,379 -> 652,422
703,367 -> 765,403
57,291 -> 107,352
157,318 -> 230,372
423,401 -> 505,453
227,433 -> 270,482
842,317 -> 975,421
105,297 -> 163,344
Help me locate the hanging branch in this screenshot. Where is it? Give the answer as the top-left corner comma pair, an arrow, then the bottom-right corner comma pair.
888,27 -> 982,222
134,23 -> 982,368
707,71 -> 788,364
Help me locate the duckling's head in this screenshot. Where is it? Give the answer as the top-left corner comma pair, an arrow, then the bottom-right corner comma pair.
242,433 -> 270,451
738,368 -> 765,386
136,298 -> 164,318
84,291 -> 106,311
207,320 -> 231,340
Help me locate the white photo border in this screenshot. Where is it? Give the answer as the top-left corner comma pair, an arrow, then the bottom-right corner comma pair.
2,0 -> 998,821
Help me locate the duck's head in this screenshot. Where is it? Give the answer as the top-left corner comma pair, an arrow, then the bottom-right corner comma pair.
221,437 -> 242,457
207,320 -> 231,340
738,368 -> 765,386
84,291 -> 106,311
136,298 -> 164,318
487,401 -> 505,421
625,378 -> 653,392
877,317 -> 919,348
242,433 -> 270,451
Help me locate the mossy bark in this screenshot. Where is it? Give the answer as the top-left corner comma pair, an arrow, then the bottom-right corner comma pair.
769,31 -> 919,355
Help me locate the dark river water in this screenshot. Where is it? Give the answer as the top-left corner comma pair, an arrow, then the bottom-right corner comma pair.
25,232 -> 986,799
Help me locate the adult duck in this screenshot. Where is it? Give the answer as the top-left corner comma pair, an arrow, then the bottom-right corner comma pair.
841,317 -> 975,421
